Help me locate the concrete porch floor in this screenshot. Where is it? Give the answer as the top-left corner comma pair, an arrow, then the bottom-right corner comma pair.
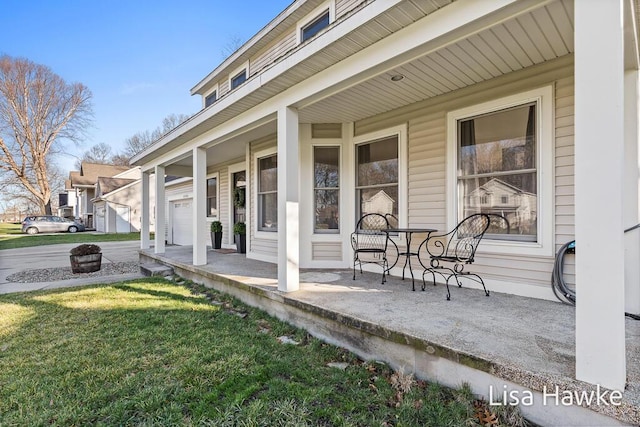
140,245 -> 639,426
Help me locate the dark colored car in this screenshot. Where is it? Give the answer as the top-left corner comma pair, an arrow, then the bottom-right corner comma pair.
21,215 -> 86,234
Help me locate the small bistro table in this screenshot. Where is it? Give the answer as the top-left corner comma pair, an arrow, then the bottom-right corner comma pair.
384,228 -> 437,291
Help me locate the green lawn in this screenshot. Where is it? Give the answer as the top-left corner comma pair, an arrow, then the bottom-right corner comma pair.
0,279 -> 527,426
0,222 -> 146,250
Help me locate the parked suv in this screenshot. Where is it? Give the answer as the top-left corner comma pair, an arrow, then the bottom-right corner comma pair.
21,215 -> 86,234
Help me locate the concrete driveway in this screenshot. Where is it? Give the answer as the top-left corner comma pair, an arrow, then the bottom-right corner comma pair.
0,241 -> 144,294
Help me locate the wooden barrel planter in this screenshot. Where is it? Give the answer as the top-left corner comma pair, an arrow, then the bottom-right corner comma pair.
70,253 -> 102,273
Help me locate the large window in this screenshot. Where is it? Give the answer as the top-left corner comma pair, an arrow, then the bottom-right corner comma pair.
355,136 -> 398,218
314,146 -> 339,233
206,176 -> 218,217
458,103 -> 537,241
258,154 -> 277,231
448,86 -> 554,256
301,10 -> 329,42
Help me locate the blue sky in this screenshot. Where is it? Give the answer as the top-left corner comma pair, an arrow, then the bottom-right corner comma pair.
1,0 -> 292,172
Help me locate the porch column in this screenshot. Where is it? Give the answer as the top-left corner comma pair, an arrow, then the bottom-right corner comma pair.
193,147 -> 207,266
574,0 -> 626,390
141,171 -> 150,250
154,165 -> 166,254
277,106 -> 299,292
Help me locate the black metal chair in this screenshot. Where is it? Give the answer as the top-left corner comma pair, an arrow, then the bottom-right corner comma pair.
351,213 -> 397,284
418,213 -> 491,300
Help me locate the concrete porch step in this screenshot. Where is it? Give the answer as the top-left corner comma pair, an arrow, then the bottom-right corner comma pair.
140,263 -> 174,277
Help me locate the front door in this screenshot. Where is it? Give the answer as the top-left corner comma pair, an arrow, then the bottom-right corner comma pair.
232,171 -> 246,243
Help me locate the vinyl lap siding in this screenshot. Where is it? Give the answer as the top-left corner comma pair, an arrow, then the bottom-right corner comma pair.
554,76 -> 575,285
336,0 -> 363,18
250,31 -> 296,76
312,242 -> 342,261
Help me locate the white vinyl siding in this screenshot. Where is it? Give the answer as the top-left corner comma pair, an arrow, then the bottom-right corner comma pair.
250,30 -> 297,76
312,242 -> 342,261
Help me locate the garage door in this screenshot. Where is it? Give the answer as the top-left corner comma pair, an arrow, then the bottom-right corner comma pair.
171,199 -> 192,246
115,206 -> 130,233
95,205 -> 105,232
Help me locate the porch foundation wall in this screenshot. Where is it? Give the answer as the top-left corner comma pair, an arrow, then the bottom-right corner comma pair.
139,251 -> 632,426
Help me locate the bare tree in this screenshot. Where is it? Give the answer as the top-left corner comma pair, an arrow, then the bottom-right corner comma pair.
74,142 -> 113,169
0,55 -> 92,214
122,113 -> 189,159
221,35 -> 245,59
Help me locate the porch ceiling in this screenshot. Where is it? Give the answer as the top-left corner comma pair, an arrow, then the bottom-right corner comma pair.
298,0 -> 574,123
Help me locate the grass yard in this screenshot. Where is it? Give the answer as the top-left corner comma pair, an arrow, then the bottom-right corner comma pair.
0,222 -> 146,250
0,278 -> 528,426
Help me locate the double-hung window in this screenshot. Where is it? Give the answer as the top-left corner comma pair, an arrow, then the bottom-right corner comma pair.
355,136 -> 399,218
314,146 -> 339,233
258,154 -> 277,231
206,175 -> 218,217
448,86 -> 554,255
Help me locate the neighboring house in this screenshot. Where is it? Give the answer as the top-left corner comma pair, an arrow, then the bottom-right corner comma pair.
67,162 -> 130,228
131,0 -> 640,392
91,167 -> 157,234
466,178 -> 537,236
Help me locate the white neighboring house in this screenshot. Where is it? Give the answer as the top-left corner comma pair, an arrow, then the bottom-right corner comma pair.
67,162 -> 130,228
91,167 -> 157,234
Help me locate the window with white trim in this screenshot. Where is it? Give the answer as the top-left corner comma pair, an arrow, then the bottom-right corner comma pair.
231,70 -> 247,90
448,86 -> 554,256
205,91 -> 217,107
302,10 -> 329,42
206,175 -> 218,217
355,136 -> 398,219
258,154 -> 277,231
314,146 -> 339,233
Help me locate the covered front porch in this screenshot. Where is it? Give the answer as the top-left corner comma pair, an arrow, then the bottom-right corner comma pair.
140,245 -> 640,426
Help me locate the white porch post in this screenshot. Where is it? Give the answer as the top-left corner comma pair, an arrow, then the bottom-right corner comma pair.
574,0 -> 626,390
625,70 -> 640,316
193,147 -> 208,266
141,171 -> 150,250
154,165 -> 166,254
277,106 -> 300,292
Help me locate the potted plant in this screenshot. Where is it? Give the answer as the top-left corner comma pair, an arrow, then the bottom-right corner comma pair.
69,244 -> 102,273
233,221 -> 246,254
210,220 -> 223,249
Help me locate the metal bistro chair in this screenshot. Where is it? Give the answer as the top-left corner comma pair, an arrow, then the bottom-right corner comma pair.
418,213 -> 491,300
351,213 -> 398,284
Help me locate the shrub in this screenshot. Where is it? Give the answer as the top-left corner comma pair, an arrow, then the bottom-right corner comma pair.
233,222 -> 246,235
70,244 -> 101,256
210,221 -> 222,233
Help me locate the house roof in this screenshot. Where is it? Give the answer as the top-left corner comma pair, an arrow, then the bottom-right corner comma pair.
96,177 -> 136,196
70,163 -> 131,186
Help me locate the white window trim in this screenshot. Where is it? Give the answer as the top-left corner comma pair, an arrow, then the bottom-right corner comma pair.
446,85 -> 555,257
206,171 -> 219,220
312,142 -> 342,237
296,0 -> 335,45
228,61 -> 249,91
203,84 -> 219,108
254,146 -> 278,240
352,124 -> 408,232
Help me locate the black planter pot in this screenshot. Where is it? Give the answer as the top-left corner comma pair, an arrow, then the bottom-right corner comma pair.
235,234 -> 246,254
211,232 -> 222,249
70,253 -> 102,273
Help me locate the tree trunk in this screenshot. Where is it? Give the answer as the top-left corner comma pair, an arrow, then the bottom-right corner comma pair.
44,200 -> 52,215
